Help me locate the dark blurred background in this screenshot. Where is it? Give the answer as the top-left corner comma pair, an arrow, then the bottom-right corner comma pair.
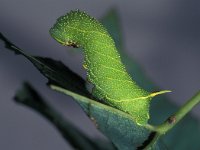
0,0 -> 200,149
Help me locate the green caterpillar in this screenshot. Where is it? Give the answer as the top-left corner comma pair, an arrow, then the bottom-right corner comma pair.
50,10 -> 170,125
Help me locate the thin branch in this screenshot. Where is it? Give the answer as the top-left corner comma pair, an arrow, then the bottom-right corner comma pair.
144,90 -> 200,149
156,90 -> 200,134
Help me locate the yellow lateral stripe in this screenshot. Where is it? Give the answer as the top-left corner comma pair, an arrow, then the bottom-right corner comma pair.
115,90 -> 171,103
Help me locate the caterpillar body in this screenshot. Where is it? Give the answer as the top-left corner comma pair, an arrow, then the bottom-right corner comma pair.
50,10 -> 170,125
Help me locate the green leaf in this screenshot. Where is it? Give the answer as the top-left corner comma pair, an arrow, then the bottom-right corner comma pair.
0,33 -> 90,97
50,84 -> 150,150
0,32 -> 151,149
14,82 -> 109,150
100,8 -> 200,149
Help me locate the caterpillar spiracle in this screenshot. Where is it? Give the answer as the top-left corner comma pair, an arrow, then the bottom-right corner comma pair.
50,10 -> 170,125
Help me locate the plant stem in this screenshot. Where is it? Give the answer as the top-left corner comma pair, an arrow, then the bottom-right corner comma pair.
156,90 -> 200,134
144,134 -> 161,150
144,90 -> 200,149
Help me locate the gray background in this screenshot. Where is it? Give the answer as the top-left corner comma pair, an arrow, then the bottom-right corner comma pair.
0,0 -> 200,149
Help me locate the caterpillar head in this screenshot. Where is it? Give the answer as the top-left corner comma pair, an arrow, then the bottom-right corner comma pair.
49,12 -> 78,46
50,10 -> 108,48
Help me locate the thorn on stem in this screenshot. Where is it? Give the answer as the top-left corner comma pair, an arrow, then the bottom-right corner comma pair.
167,116 -> 176,124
